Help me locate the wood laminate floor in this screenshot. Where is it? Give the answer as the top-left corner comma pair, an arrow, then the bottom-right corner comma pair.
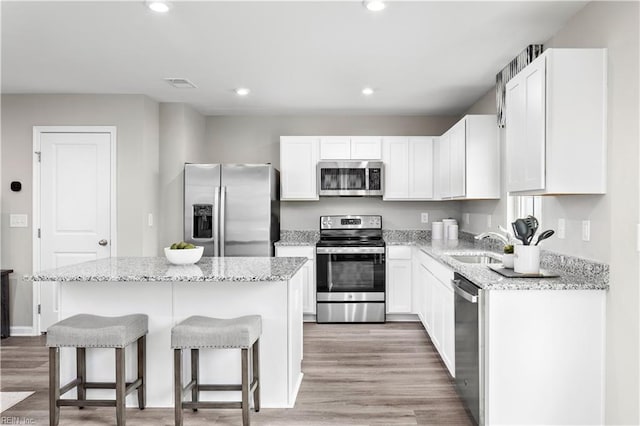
1,322 -> 473,425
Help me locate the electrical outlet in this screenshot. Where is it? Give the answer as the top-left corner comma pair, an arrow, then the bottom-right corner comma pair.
9,214 -> 28,227
421,213 -> 429,223
557,219 -> 566,239
463,213 -> 470,225
582,220 -> 591,241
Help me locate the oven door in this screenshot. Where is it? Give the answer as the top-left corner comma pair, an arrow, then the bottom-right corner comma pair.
316,246 -> 385,300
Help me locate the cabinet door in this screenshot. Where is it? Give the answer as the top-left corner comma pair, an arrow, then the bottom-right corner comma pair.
449,120 -> 466,198
351,137 -> 382,159
408,137 -> 434,199
386,259 -> 412,314
280,137 -> 319,200
420,263 -> 434,334
506,56 -> 546,192
319,136 -> 351,159
275,246 -> 316,315
441,285 -> 455,376
437,135 -> 451,199
382,137 -> 410,200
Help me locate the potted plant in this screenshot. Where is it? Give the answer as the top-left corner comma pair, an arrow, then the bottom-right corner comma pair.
503,244 -> 515,268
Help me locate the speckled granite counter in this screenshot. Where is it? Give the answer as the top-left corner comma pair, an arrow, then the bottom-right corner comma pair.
28,256 -> 308,282
417,239 -> 608,291
274,230 -> 319,247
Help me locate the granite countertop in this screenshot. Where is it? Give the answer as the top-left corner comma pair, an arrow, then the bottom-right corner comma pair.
27,256 -> 308,283
274,230 -> 319,247
417,240 -> 609,291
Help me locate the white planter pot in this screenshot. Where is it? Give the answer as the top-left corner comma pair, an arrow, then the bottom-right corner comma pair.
514,245 -> 540,274
502,253 -> 514,269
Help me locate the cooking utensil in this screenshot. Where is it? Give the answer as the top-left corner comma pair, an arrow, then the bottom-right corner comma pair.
524,215 -> 539,244
512,219 -> 530,245
535,229 -> 555,246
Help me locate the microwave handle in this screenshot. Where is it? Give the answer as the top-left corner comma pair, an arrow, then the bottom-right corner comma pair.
365,167 -> 370,190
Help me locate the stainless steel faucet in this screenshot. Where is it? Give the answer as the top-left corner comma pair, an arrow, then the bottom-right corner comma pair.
475,232 -> 510,246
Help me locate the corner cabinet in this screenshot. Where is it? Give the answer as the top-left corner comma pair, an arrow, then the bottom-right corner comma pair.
436,115 -> 500,200
505,48 -> 607,195
275,246 -> 316,316
280,137 -> 319,200
382,137 -> 434,200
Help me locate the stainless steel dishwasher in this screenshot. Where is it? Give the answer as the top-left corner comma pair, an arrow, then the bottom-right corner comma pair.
453,272 -> 484,426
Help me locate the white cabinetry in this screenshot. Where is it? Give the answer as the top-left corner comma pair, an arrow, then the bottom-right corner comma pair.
436,115 -> 499,200
275,246 -> 316,316
386,246 -> 413,314
382,137 -> 434,200
505,48 -> 607,195
413,249 -> 455,376
319,136 -> 382,160
280,137 -> 319,200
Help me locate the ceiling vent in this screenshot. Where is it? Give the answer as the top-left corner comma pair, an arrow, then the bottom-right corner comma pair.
164,78 -> 197,89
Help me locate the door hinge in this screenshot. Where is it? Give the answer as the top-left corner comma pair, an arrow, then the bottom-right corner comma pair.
35,151 -> 41,162
37,304 -> 41,314
37,228 -> 41,238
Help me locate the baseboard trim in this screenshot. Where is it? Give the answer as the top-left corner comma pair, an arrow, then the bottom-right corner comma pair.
385,313 -> 420,322
9,326 -> 37,336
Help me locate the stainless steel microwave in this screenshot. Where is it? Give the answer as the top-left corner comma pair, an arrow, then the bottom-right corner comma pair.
317,161 -> 384,196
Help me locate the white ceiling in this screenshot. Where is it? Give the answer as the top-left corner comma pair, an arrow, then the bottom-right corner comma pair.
1,1 -> 587,115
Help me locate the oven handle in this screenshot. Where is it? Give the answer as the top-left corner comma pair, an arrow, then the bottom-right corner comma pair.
452,279 -> 478,304
316,247 -> 385,254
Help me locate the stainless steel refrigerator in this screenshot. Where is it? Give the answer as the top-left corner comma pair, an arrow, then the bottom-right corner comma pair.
184,163 -> 280,257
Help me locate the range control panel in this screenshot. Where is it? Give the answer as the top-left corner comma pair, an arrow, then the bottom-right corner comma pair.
320,215 -> 382,230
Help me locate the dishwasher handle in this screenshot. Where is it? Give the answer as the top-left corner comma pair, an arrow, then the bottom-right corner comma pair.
452,279 -> 478,304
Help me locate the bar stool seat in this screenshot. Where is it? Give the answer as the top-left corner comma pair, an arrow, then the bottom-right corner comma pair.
47,314 -> 148,426
172,315 -> 261,426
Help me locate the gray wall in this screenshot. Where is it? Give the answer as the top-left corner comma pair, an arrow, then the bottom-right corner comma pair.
462,2 -> 639,422
0,94 -> 160,328
203,115 -> 462,229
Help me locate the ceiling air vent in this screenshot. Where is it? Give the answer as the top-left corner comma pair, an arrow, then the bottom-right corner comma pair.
164,78 -> 198,89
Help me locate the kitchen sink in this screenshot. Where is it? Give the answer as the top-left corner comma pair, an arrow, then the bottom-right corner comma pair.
449,254 -> 501,264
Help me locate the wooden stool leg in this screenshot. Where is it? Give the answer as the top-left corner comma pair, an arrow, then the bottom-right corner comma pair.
252,339 -> 260,412
115,348 -> 126,426
241,348 -> 250,426
76,347 -> 86,409
190,348 -> 199,411
137,335 -> 146,409
49,347 -> 60,426
174,349 -> 183,426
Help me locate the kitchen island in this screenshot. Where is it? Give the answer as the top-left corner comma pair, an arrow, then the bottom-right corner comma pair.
30,256 -> 307,408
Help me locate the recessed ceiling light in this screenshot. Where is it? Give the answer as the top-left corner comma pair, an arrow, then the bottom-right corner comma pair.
147,1 -> 171,13
235,88 -> 251,96
363,0 -> 386,12
164,78 -> 197,89
362,87 -> 375,96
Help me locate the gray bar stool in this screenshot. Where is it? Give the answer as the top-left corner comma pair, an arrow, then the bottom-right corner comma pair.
172,315 -> 261,426
47,313 -> 148,426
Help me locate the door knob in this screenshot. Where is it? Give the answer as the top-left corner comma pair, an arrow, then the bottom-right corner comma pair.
98,239 -> 108,246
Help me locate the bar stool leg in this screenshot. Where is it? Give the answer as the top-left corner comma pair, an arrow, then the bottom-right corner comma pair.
49,347 -> 60,426
115,348 -> 126,426
241,348 -> 250,426
190,348 -> 199,411
76,347 -> 86,409
252,339 -> 260,412
137,335 -> 146,409
174,349 -> 183,426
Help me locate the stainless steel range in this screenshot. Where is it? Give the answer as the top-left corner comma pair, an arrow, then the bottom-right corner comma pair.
316,215 -> 386,323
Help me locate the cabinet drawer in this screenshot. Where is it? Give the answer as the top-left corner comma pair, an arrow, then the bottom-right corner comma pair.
275,246 -> 315,260
387,246 -> 412,259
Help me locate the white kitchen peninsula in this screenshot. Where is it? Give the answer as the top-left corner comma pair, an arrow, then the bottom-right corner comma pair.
30,256 -> 307,409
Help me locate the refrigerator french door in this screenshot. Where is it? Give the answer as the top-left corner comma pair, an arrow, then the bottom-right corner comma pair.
184,163 -> 280,257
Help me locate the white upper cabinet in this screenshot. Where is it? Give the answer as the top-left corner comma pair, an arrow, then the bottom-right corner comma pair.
382,137 -> 434,200
505,48 -> 607,195
280,136 -> 319,200
436,115 -> 500,200
319,137 -> 382,160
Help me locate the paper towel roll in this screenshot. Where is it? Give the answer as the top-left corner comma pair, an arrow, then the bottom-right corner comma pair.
448,224 -> 459,240
432,222 -> 444,240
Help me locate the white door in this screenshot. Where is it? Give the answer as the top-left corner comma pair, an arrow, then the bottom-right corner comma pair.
37,129 -> 115,332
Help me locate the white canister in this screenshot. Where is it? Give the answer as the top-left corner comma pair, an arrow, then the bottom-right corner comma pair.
442,219 -> 457,241
431,222 -> 444,240
448,224 -> 459,240
514,245 -> 540,274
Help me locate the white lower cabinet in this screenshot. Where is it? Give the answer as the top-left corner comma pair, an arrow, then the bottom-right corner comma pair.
413,249 -> 455,376
275,246 -> 315,315
386,246 -> 413,314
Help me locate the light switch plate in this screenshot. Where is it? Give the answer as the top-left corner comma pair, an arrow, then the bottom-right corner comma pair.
463,213 -> 470,225
582,220 -> 591,241
9,214 -> 28,227
421,213 -> 429,223
487,215 -> 492,228
557,219 -> 566,239
148,213 -> 153,227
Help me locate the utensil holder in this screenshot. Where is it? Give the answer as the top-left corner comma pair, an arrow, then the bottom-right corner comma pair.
514,245 -> 540,274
